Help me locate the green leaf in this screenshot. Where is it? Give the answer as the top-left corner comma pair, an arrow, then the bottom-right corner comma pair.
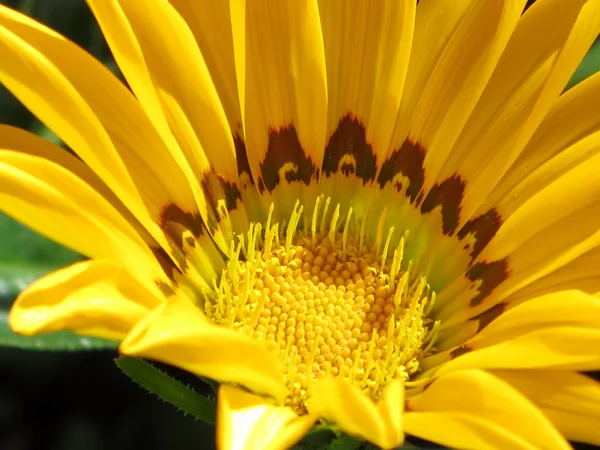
116,356 -> 216,424
566,39 -> 600,90
326,434 -> 364,450
0,213 -> 81,302
0,309 -> 118,350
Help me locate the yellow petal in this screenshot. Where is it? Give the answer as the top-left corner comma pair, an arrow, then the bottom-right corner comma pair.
487,70 -> 600,218
169,0 -> 242,138
320,0 -> 414,158
0,5 -> 188,255
0,125 -> 157,245
436,290 -> 600,375
0,151 -> 161,279
405,370 -> 570,450
235,0 -> 327,216
217,384 -> 317,450
448,0 -> 600,225
9,260 -> 163,341
87,0 -> 244,251
498,245 -> 600,310
120,298 -> 286,403
439,150 -> 600,325
317,0 -> 415,223
308,377 -> 404,449
391,0 -> 525,191
492,369 -> 600,446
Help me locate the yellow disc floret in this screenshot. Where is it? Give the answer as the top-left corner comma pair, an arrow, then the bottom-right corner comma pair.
205,197 -> 439,414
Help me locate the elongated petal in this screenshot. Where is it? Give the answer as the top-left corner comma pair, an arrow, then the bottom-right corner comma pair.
392,0 -> 525,191
217,384 -> 317,450
0,151 -> 160,278
439,150 -> 600,325
120,298 -> 286,403
233,0 -> 327,217
317,0 -> 415,221
488,71 -> 600,217
169,0 -> 242,138
449,0 -> 600,225
436,291 -> 600,374
87,0 -> 244,251
308,378 -> 404,449
10,260 -> 163,341
0,5 -> 188,255
405,370 -> 570,450
320,0 -> 414,158
492,369 -> 600,446
0,125 -> 157,245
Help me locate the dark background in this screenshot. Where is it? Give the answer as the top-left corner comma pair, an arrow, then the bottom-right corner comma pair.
0,1 -> 598,449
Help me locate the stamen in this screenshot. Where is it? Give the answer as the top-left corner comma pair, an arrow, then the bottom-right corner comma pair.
319,197 -> 331,233
342,207 -> 353,256
204,198 -> 436,413
328,204 -> 341,244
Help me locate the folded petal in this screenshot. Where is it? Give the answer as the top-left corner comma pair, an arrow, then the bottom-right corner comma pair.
405,370 -> 570,450
217,384 -> 317,450
435,290 -> 600,374
120,298 -> 286,403
492,369 -> 600,446
308,377 -> 404,449
10,260 -> 164,341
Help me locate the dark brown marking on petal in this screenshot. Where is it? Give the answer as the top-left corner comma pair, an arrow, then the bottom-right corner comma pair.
322,114 -> 377,184
341,162 -> 354,176
185,235 -> 195,247
420,175 -> 465,236
472,302 -> 506,333
450,344 -> 472,359
458,209 -> 503,262
258,124 -> 317,193
233,134 -> 255,184
200,169 -> 242,233
150,246 -> 181,283
467,259 -> 510,307
378,138 -> 426,203
159,203 -> 206,251
156,280 -> 176,297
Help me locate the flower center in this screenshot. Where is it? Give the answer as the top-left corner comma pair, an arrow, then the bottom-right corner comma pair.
204,198 -> 439,414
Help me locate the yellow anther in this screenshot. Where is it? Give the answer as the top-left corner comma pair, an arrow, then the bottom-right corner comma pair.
205,199 -> 436,413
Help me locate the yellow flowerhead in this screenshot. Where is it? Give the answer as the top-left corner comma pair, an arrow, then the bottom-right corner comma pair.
2,0 -> 600,449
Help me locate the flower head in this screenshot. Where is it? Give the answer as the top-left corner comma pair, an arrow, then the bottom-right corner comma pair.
2,0 -> 600,448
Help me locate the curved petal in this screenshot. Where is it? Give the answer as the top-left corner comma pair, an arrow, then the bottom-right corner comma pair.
308,377 -> 404,449
435,290 -> 600,375
120,298 -> 286,403
488,71 -> 600,217
405,370 -> 570,450
9,260 -> 164,341
0,5 -> 187,255
168,0 -> 242,138
391,0 -> 525,191
217,384 -> 317,450
86,0 -> 244,251
0,151 -> 161,279
492,369 -> 600,446
0,125 -> 157,245
448,0 -> 600,225
439,151 -> 600,325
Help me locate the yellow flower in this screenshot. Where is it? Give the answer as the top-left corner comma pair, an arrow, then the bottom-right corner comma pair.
2,0 -> 600,448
